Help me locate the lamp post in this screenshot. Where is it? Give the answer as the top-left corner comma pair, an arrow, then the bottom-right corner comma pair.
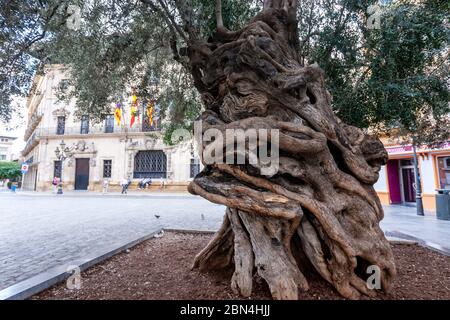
412,139 -> 424,216
54,140 -> 74,195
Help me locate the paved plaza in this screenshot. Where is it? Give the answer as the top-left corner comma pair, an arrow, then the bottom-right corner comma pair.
0,191 -> 448,293
0,192 -> 224,290
382,205 -> 450,251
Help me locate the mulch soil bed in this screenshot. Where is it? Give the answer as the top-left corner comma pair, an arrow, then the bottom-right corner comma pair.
32,232 -> 450,300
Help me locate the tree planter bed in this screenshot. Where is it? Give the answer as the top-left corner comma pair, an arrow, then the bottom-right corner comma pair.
32,232 -> 450,300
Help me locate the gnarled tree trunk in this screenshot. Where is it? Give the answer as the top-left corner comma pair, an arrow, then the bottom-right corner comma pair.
186,0 -> 396,300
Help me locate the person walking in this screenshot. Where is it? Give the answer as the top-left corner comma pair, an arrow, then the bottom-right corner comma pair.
52,177 -> 59,194
121,177 -> 129,194
102,178 -> 109,194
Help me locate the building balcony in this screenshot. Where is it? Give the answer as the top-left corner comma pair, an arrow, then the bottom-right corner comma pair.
23,112 -> 43,141
21,132 -> 40,156
37,123 -> 161,138
21,122 -> 161,156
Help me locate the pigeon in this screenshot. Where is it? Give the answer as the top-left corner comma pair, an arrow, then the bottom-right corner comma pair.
154,215 -> 161,219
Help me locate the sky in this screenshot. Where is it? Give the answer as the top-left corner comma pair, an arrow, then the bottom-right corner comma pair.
0,96 -> 27,160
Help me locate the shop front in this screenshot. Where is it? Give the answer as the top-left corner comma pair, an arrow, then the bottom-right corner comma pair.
375,142 -> 450,213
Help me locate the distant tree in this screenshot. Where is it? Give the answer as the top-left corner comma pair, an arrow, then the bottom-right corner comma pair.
0,162 -> 21,180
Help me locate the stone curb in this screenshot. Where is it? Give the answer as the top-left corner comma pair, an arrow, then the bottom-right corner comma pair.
385,230 -> 450,257
163,228 -> 216,235
0,229 -> 163,300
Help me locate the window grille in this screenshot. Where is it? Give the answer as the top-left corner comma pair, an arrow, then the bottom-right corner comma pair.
133,151 -> 167,179
103,160 -> 112,178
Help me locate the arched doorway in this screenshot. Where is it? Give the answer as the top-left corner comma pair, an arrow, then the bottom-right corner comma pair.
133,150 -> 167,179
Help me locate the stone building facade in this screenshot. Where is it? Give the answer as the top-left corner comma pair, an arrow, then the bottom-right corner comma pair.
0,135 -> 17,162
21,65 -> 201,192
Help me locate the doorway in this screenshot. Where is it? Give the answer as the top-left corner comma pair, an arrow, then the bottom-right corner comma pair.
75,158 -> 90,190
34,169 -> 38,191
399,159 -> 416,204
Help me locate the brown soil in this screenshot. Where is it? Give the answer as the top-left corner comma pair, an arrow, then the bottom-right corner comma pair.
32,232 -> 450,300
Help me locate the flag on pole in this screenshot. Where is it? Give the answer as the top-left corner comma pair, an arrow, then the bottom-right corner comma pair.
114,103 -> 122,126
146,101 -> 154,126
130,95 -> 138,128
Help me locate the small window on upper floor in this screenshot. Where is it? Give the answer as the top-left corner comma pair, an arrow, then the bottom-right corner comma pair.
56,116 -> 66,135
80,115 -> 89,134
104,114 -> 114,133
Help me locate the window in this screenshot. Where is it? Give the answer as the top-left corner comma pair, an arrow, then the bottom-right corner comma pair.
445,157 -> 450,169
104,115 -> 114,133
54,160 -> 62,178
56,116 -> 65,135
80,115 -> 89,134
437,156 -> 450,189
59,79 -> 70,92
103,160 -> 112,178
190,158 -> 200,178
1,138 -> 8,142
400,159 -> 413,167
133,150 -> 167,179
0,155 -> 6,161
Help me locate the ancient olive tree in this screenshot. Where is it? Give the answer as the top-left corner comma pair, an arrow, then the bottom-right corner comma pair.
1,0 -> 399,299
186,0 -> 396,300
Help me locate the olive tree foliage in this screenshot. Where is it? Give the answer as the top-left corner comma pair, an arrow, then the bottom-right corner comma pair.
297,0 -> 449,146
1,0 -> 259,139
0,0 -> 448,144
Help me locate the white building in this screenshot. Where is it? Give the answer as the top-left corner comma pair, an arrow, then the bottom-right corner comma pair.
374,138 -> 450,213
0,135 -> 17,162
21,65 -> 201,192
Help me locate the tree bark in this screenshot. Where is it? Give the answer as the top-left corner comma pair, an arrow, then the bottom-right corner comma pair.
186,1 -> 396,300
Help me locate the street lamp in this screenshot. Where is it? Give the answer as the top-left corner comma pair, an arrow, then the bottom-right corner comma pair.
413,143 -> 425,216
54,140 -> 74,195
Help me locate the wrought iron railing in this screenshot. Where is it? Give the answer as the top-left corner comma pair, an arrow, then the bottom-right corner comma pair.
36,124 -> 161,136
22,132 -> 39,156
22,122 -> 161,155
